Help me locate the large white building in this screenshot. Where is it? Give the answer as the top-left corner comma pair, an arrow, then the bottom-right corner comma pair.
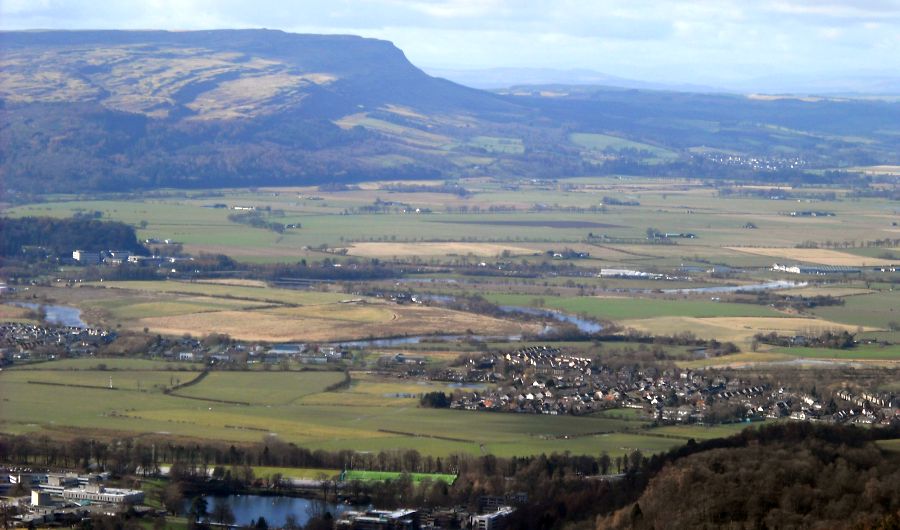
62,484 -> 144,505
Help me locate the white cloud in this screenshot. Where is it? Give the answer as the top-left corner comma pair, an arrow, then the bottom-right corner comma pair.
0,0 -> 897,86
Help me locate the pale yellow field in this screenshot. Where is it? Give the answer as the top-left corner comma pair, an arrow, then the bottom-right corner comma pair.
620,316 -> 877,346
345,242 -> 539,258
0,304 -> 37,322
726,247 -> 896,266
133,302 -> 535,342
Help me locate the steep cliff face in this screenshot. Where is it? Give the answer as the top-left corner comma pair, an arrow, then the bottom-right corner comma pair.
0,29 -> 531,192
0,29 -> 509,120
2,30 -> 898,194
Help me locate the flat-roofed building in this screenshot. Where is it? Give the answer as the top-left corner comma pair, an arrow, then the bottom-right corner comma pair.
472,507 -> 515,530
62,484 -> 144,505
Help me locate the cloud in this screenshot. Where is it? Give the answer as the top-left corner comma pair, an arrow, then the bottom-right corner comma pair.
1,0 -> 898,86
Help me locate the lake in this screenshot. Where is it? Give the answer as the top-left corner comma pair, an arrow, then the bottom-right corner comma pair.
186,494 -> 355,527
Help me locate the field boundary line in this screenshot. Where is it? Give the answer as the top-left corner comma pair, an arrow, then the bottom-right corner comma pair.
26,380 -> 118,391
377,428 -> 475,444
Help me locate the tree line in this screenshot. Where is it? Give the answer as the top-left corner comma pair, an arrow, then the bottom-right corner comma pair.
3,423 -> 898,529
0,216 -> 147,258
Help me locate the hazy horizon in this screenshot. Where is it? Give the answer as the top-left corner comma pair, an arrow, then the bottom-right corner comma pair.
2,0 -> 899,93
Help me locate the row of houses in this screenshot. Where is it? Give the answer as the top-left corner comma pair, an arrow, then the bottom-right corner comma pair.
442,346 -> 900,426
0,322 -> 115,361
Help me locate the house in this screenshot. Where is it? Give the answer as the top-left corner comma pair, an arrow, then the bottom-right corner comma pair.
72,250 -> 101,265
105,250 -> 132,263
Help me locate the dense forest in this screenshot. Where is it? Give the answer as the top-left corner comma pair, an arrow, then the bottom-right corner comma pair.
597,429 -> 900,529
0,216 -> 146,257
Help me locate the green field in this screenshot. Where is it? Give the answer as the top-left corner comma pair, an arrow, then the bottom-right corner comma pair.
176,371 -> 347,405
4,178 -> 899,461
341,470 -> 457,484
11,358 -> 202,371
217,465 -> 340,481
570,132 -> 678,161
467,136 -> 525,154
0,365 -> 689,458
774,344 -> 900,361
809,290 -> 899,329
8,179 -> 896,266
0,368 -> 187,393
484,293 -> 785,319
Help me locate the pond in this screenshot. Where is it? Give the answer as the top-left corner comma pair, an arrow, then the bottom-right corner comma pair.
12,302 -> 88,328
185,494 -> 356,528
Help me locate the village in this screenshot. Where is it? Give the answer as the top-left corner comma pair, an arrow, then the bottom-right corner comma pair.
438,346 -> 900,426
2,314 -> 898,429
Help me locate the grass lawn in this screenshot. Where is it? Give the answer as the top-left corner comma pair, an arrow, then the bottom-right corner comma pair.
341,470 -> 457,484
231,465 -> 340,480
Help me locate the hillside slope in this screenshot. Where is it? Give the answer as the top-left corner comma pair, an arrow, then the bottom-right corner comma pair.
2,30 -> 899,194
1,29 -> 554,192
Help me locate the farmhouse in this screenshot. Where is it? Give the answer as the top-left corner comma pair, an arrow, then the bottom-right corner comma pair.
772,263 -> 861,275
72,250 -> 101,265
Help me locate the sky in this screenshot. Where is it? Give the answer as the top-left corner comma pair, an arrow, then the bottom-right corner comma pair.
2,0 -> 899,90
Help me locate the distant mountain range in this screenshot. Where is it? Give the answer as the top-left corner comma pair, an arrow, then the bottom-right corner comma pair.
425,66 -> 900,97
424,66 -> 725,93
1,29 -> 899,194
